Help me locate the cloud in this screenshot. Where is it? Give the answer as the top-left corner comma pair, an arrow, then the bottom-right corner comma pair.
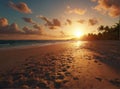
37,15 -> 61,29
9,1 -> 32,14
67,6 -> 86,15
77,19 -> 85,24
37,15 -> 52,26
0,17 -> 44,35
8,23 -> 23,33
33,24 -> 44,33
92,0 -> 120,17
22,17 -> 44,34
22,23 -> 44,35
0,18 -> 8,27
66,19 -> 72,25
53,19 -> 61,27
88,18 -> 99,26
0,18 -> 23,34
22,26 -> 42,34
22,18 -> 44,34
22,17 -> 35,24
0,23 -> 23,34
49,26 -> 59,30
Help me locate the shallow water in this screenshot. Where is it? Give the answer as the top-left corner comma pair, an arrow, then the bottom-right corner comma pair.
0,40 -> 68,48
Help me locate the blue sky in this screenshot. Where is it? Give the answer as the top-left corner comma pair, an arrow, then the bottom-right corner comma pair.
0,0 -> 119,40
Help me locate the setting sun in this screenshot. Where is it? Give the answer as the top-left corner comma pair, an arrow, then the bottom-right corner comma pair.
74,30 -> 83,38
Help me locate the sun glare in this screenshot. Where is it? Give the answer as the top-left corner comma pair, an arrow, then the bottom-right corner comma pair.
74,30 -> 83,38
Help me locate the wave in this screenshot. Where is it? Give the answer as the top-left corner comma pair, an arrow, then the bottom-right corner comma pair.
0,40 -> 68,49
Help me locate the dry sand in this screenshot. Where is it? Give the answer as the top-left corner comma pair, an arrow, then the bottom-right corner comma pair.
0,41 -> 120,89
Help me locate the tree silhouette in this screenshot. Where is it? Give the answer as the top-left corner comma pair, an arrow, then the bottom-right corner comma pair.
98,25 -> 104,32
81,20 -> 120,40
112,20 -> 120,40
97,20 -> 120,40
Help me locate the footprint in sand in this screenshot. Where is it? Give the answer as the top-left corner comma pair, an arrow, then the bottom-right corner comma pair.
95,77 -> 102,82
109,78 -> 120,87
73,77 -> 79,80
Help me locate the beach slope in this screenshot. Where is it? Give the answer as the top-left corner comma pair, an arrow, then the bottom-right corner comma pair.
0,41 -> 120,89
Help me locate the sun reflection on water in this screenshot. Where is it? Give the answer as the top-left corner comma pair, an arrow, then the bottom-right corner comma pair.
75,41 -> 83,47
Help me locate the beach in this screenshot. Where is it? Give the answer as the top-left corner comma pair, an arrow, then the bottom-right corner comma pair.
0,41 -> 120,89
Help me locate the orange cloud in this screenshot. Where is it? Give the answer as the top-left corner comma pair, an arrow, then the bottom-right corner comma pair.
52,19 -> 61,27
9,1 -> 32,14
88,18 -> 99,26
0,17 -> 44,35
77,19 -> 85,24
37,15 -> 61,29
37,15 -> 53,26
0,23 -> 23,34
67,6 -> 86,15
0,18 -> 22,34
33,24 -> 44,32
22,26 -> 42,34
0,18 -> 8,27
66,19 -> 72,25
92,0 -> 120,17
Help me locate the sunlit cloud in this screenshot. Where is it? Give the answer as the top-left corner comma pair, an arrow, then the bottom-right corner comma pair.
22,22 -> 44,35
52,19 -> 61,27
92,0 -> 120,17
37,15 -> 52,26
67,6 -> 87,15
37,15 -> 61,29
22,17 -> 35,24
77,19 -> 85,24
22,26 -> 42,34
0,23 -> 23,34
49,26 -> 56,29
0,18 -> 23,34
0,18 -> 8,27
33,24 -> 43,30
88,18 -> 99,26
66,19 -> 72,25
22,17 -> 45,34
0,17 -> 44,35
9,1 -> 32,14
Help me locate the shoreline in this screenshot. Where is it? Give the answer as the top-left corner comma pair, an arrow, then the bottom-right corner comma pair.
1,40 -> 119,50
0,41 -> 71,51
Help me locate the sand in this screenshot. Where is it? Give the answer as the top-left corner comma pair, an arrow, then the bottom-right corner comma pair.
0,41 -> 120,89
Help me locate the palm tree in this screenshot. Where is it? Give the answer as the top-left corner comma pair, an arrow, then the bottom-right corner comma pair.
112,20 -> 120,40
117,20 -> 120,40
98,25 -> 104,32
104,26 -> 110,32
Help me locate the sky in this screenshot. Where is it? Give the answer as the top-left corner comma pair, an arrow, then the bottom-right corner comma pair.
0,0 -> 120,40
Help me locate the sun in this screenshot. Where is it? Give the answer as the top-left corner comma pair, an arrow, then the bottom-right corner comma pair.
69,24 -> 85,38
74,30 -> 83,38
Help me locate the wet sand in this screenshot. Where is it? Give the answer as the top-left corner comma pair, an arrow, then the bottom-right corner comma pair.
0,41 -> 120,89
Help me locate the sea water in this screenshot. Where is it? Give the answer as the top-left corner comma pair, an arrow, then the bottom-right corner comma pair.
0,40 -> 68,49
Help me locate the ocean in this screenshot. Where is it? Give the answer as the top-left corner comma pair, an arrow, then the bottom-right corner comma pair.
0,40 -> 68,49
